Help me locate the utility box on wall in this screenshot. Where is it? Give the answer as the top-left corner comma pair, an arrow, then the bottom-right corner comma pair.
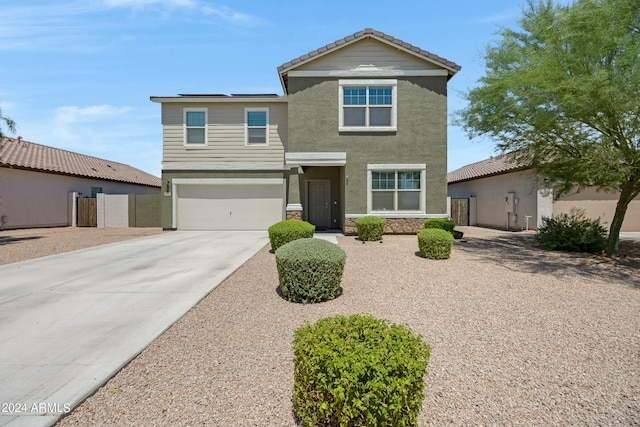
505,192 -> 515,213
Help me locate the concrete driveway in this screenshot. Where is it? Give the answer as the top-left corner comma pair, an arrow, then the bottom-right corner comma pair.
0,231 -> 269,427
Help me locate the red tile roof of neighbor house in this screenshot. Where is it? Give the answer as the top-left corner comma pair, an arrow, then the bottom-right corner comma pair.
0,137 -> 161,187
277,28 -> 462,74
447,154 -> 528,184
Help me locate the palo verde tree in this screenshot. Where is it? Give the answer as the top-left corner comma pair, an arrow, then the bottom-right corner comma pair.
455,0 -> 640,256
0,105 -> 16,139
0,105 -> 17,163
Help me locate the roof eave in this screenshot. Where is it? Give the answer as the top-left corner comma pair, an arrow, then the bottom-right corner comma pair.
150,96 -> 287,103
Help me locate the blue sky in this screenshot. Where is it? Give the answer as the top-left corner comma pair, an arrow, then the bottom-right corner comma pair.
1,0 -> 531,177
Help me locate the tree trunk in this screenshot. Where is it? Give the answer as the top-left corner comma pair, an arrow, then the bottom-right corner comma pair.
605,183 -> 637,257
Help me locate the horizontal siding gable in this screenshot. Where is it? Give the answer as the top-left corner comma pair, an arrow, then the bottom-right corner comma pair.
162,103 -> 286,165
295,39 -> 440,72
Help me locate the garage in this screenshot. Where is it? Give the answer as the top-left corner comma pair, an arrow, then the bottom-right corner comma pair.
175,179 -> 284,230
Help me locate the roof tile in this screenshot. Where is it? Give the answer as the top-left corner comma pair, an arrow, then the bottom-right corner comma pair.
1,137 -> 161,187
447,155 -> 525,184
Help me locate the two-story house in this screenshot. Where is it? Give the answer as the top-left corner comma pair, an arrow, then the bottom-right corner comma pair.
151,28 -> 460,233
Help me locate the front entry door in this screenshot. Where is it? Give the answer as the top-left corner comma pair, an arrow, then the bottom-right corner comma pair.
307,180 -> 331,229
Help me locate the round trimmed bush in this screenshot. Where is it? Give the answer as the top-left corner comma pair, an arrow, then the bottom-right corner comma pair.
293,314 -> 431,427
355,215 -> 385,241
417,228 -> 453,259
423,218 -> 455,233
268,219 -> 315,251
275,238 -> 346,304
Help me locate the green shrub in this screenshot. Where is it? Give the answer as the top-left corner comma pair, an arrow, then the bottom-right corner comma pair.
275,238 -> 346,304
293,314 -> 431,427
536,208 -> 607,254
417,228 -> 453,259
268,219 -> 315,251
355,216 -> 386,241
423,218 -> 455,233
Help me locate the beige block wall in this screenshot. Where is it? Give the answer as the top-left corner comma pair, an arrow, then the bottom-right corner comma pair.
554,187 -> 640,232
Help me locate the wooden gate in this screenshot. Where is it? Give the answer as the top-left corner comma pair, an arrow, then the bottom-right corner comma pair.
77,198 -> 97,227
450,198 -> 469,226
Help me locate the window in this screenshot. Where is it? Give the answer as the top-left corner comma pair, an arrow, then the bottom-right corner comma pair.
339,80 -> 397,131
245,108 -> 268,145
91,186 -> 103,198
184,108 -> 207,145
368,165 -> 425,212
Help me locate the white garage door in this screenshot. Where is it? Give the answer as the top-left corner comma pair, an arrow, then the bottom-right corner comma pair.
177,183 -> 284,230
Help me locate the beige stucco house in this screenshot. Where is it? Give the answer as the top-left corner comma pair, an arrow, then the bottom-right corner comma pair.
447,155 -> 640,232
151,28 -> 461,233
0,137 -> 161,230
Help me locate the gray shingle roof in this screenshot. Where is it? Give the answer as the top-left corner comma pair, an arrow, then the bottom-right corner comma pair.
277,28 -> 462,74
1,137 -> 161,188
447,155 -> 527,184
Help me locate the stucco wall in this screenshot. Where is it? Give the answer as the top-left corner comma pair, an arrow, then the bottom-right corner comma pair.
554,187 -> 640,232
0,167 -> 160,230
448,170 -> 543,230
448,171 -> 640,232
287,76 -> 449,216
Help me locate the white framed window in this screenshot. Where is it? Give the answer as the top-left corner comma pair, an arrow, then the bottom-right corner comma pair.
367,164 -> 426,213
339,79 -> 397,132
184,108 -> 207,146
245,108 -> 269,146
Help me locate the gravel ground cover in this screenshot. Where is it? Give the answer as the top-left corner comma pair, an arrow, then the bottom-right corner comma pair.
0,227 -> 164,265
46,227 -> 640,426
2,226 -> 638,425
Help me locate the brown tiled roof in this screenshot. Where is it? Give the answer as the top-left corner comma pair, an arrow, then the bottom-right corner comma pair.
277,28 -> 462,74
447,155 -> 528,184
0,137 -> 161,187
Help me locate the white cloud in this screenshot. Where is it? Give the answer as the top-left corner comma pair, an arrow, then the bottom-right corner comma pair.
201,5 -> 258,25
0,1 -> 262,51
102,0 -> 198,9
54,105 -> 132,124
102,0 -> 262,25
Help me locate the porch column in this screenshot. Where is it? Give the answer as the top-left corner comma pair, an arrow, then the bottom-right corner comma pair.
286,168 -> 303,220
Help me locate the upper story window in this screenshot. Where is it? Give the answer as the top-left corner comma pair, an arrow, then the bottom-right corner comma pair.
339,79 -> 397,132
245,108 -> 269,146
184,108 -> 207,145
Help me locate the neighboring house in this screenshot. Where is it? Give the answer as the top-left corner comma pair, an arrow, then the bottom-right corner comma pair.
447,155 -> 640,232
0,137 -> 161,230
151,28 -> 461,233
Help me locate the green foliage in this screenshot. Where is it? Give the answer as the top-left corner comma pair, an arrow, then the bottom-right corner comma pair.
454,0 -> 640,256
275,238 -> 346,304
423,218 -> 455,233
0,105 -> 16,139
268,219 -> 315,251
355,216 -> 385,241
293,314 -> 430,427
417,228 -> 453,260
536,208 -> 607,254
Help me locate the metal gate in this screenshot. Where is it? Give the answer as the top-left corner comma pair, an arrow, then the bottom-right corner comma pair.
450,198 -> 469,226
77,198 -> 97,227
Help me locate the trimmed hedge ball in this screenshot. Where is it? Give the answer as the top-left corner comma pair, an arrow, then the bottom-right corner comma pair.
293,314 -> 431,426
268,219 -> 315,251
417,228 -> 453,259
423,218 -> 455,233
275,238 -> 346,304
355,215 -> 386,241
